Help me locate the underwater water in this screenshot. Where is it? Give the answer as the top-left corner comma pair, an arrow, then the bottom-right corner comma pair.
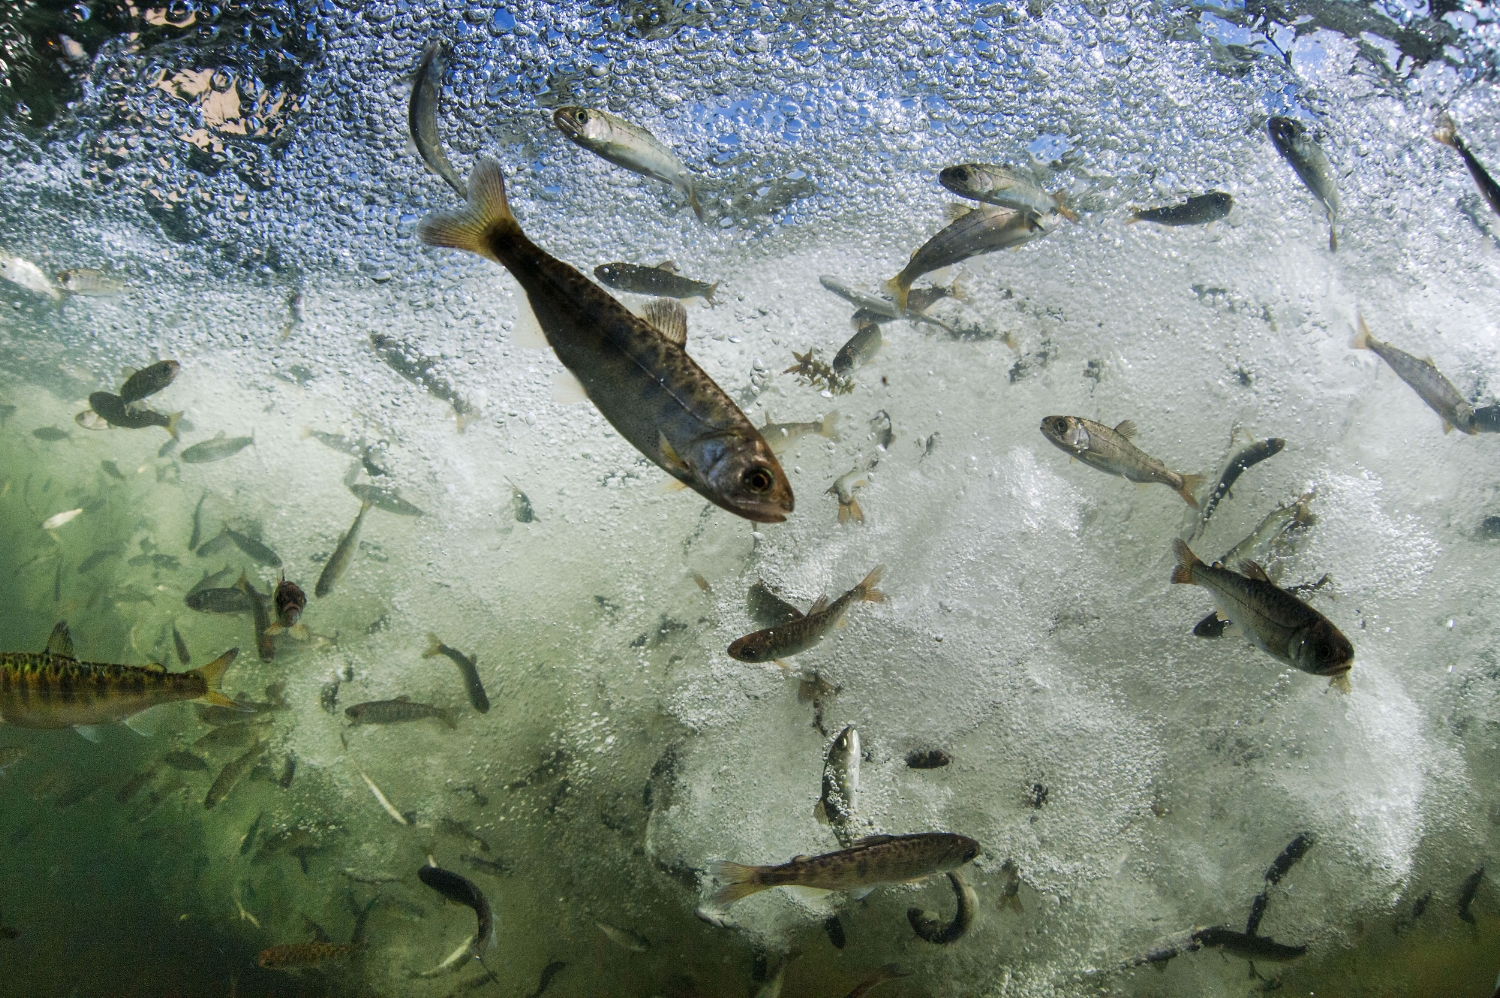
2,0 -> 1500,994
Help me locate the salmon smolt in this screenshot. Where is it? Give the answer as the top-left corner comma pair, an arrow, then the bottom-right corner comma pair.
419,158 -> 793,523
0,622 -> 240,734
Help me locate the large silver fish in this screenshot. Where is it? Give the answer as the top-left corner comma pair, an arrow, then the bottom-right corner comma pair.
1039,416 -> 1204,507
1268,116 -> 1339,251
886,206 -> 1044,311
1351,313 -> 1476,434
419,159 -> 793,523
938,163 -> 1078,222
553,107 -> 704,222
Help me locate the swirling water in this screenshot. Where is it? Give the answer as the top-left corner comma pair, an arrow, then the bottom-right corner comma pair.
0,0 -> 1498,995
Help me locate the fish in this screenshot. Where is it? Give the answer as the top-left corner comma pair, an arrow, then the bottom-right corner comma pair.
833,320 -> 881,376
1170,539 -> 1354,679
157,436 -> 178,458
906,749 -> 951,770
938,163 -> 1078,222
257,942 -> 364,970
755,957 -> 790,998
507,479 -> 537,522
345,696 -> 457,729
819,275 -> 956,335
1268,116 -> 1339,251
195,528 -> 235,558
348,482 -> 425,517
907,870 -> 978,944
1218,490 -> 1317,573
357,766 -> 409,824
729,566 -> 885,662
184,585 -> 252,615
301,428 -> 368,456
236,572 -> 275,663
419,158 -> 793,522
266,575 -> 308,637
0,745 -> 26,777
1039,416 -> 1204,507
119,360 -> 180,404
41,508 -> 83,530
418,864 -> 497,956
316,501 -> 371,598
1127,192 -> 1233,226
56,268 -> 125,296
438,817 -> 491,853
180,431 -> 254,463
409,39 -> 465,197
1433,113 -> 1500,217
115,764 -> 159,803
594,261 -> 718,302
87,392 -> 181,437
76,548 -> 118,575
32,426 -> 71,442
1128,925 -> 1306,967
225,529 -> 281,567
1198,436 -> 1285,525
162,750 -> 208,772
530,960 -> 566,998
553,107 -> 704,222
596,922 -> 649,952
239,811 -> 265,855
997,858 -> 1023,913
0,622 -> 240,734
1264,831 -> 1315,884
370,334 -> 476,428
815,724 -> 860,846
1351,313 -> 1477,434
189,492 -> 207,549
424,635 -> 490,713
193,717 -> 273,751
204,739 -> 265,809
0,252 -> 60,300
840,964 -> 909,998
709,831 -> 980,906
823,913 -> 847,949
417,936 -> 478,978
826,463 -> 873,525
759,411 -> 839,455
850,284 -> 962,327
462,853 -> 514,877
1458,866 -> 1484,924
885,205 -> 1045,311
100,460 -> 126,480
747,580 -> 805,628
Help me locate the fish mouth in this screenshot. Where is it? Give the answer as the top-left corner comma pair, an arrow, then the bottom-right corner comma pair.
552,107 -> 585,137
732,500 -> 791,524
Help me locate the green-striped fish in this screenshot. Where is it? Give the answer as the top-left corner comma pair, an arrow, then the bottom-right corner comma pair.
419,158 -> 793,523
0,622 -> 239,737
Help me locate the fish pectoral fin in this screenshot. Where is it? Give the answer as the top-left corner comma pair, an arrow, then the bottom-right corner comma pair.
124,705 -> 167,737
74,725 -> 105,743
641,298 -> 689,346
1442,420 -> 1453,434
551,370 -> 590,405
1329,674 -> 1352,694
849,887 -> 876,900
814,799 -> 829,824
44,620 -> 75,658
512,295 -> 549,350
657,433 -> 691,477
784,886 -> 835,899
1113,420 -> 1137,439
1238,560 -> 1271,582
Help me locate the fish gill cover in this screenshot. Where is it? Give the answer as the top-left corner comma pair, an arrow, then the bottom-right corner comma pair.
0,0 -> 1498,996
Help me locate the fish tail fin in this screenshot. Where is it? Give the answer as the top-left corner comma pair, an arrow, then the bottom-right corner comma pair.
1328,225 -> 1337,252
687,184 -> 706,224
818,411 -> 839,439
1350,313 -> 1372,350
948,275 -> 967,302
418,157 -> 517,263
1176,473 -> 1205,509
1002,895 -> 1024,913
857,564 -> 886,603
707,860 -> 766,905
440,708 -> 459,730
164,412 -> 182,439
884,274 -> 912,313
706,281 -> 719,305
1054,192 -> 1080,223
299,427 -> 312,440
422,633 -> 444,658
1170,539 -> 1200,585
1125,210 -> 1141,225
193,648 -> 241,708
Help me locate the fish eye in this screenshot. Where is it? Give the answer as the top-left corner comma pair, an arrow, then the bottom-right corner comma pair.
576,110 -> 589,123
741,466 -> 774,494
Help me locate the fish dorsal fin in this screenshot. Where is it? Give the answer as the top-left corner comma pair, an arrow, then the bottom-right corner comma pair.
642,298 -> 688,347
850,834 -> 896,848
45,621 -> 75,658
395,694 -> 410,702
1113,420 -> 1137,439
143,662 -> 167,673
808,595 -> 830,615
551,369 -> 590,405
657,432 -> 690,477
1239,560 -> 1271,582
656,260 -> 678,273
303,915 -> 332,944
